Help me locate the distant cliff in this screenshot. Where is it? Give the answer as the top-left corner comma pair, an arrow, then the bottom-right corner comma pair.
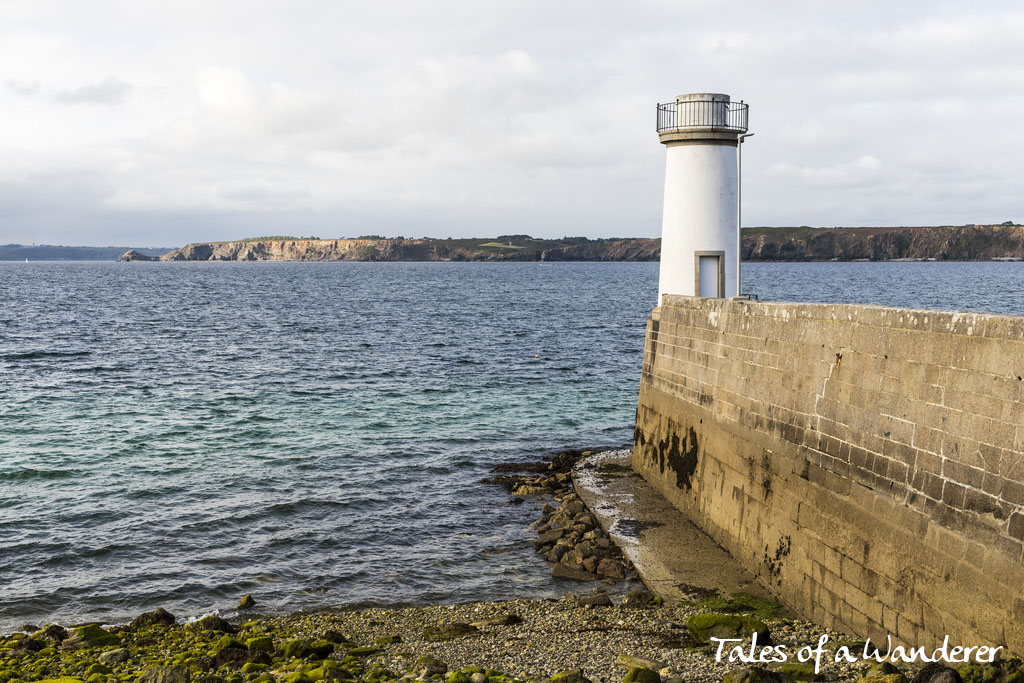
742,224 -> 1024,261
160,236 -> 661,262
156,225 -> 1024,263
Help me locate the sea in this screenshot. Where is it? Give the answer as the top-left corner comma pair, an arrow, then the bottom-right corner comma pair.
0,260 -> 1020,631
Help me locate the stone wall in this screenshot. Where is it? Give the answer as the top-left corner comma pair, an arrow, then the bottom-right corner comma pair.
632,295 -> 1024,653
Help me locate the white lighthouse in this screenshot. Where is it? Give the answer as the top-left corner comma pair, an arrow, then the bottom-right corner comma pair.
656,93 -> 749,303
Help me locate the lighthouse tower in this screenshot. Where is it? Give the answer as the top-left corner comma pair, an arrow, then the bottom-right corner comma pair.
656,93 -> 749,304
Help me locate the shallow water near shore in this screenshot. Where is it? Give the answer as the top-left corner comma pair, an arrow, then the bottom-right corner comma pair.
0,259 -> 1019,630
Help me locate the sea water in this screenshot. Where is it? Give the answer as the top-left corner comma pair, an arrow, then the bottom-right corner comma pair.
0,260 -> 1019,630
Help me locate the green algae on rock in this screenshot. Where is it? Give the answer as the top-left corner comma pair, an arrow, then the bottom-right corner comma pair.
685,613 -> 771,645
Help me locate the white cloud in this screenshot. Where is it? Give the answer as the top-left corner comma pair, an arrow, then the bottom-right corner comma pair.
0,1 -> 1022,245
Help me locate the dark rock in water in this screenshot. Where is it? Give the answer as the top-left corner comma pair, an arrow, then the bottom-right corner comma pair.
910,664 -> 963,683
237,593 -> 255,610
597,558 -> 626,580
131,607 -> 177,629
62,623 -> 120,650
624,666 -> 662,683
422,622 -> 480,641
686,613 -> 770,645
491,461 -> 552,474
622,590 -> 654,607
548,669 -> 591,683
138,665 -> 191,683
185,615 -> 236,634
722,667 -> 794,683
415,654 -> 449,676
33,624 -> 68,644
551,563 -> 597,582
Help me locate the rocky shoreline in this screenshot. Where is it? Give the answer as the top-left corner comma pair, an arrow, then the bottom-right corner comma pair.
1,450 -> 1018,683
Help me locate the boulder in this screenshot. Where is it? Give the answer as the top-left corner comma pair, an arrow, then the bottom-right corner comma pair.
685,613 -> 771,644
623,667 -> 661,683
131,607 -> 177,629
597,559 -> 625,580
184,615 -> 236,634
722,667 -> 793,683
33,625 -> 68,644
615,656 -> 666,671
62,624 -> 120,650
551,563 -> 598,582
99,648 -> 130,665
622,590 -> 654,607
138,666 -> 191,683
576,591 -> 613,607
548,670 -> 591,683
415,654 -> 448,676
237,594 -> 256,610
910,664 -> 963,683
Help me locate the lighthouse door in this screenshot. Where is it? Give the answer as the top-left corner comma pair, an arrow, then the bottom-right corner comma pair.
695,251 -> 725,298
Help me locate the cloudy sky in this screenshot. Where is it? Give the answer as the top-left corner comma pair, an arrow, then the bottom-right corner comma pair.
1,1 -> 1022,247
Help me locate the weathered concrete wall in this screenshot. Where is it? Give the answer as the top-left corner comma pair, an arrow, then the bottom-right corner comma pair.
633,295 -> 1024,653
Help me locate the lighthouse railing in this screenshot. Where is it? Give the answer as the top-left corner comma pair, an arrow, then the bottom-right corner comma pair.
656,100 -> 748,133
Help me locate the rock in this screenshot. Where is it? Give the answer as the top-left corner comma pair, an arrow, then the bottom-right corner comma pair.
120,249 -> 158,262
283,673 -> 312,683
722,667 -> 793,683
537,528 -> 565,545
623,667 -> 661,683
910,664 -> 963,683
575,590 -> 614,607
514,485 -> 544,496
542,503 -> 555,514
213,647 -> 248,668
215,635 -> 247,651
423,623 -> 480,641
471,613 -> 523,627
471,673 -> 488,683
85,663 -> 113,676
547,546 -> 569,563
283,638 -> 313,659
776,661 -> 824,682
597,559 -> 625,580
615,655 -> 666,671
549,670 -> 591,683
622,590 -> 654,607
131,607 -> 178,629
247,651 -> 272,665
582,556 -> 598,573
685,613 -> 771,645
185,615 -> 236,634
957,660 -> 1024,683
62,624 -> 120,649
863,662 -> 903,682
99,647 -> 130,665
238,594 -> 256,610
246,636 -> 274,652
551,563 -> 598,582
138,665 -> 191,683
322,630 -> 350,644
415,654 -> 448,676
561,549 -> 585,567
33,625 -> 68,644
347,645 -> 381,656
374,634 -> 402,645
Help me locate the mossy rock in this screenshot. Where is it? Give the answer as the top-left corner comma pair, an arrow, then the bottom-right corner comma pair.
422,623 -> 480,642
548,671 -> 591,683
623,667 -> 660,683
958,661 -> 1024,683
414,655 -> 448,676
722,667 -> 793,683
64,625 -> 120,650
282,673 -> 312,683
238,594 -> 256,610
693,593 -> 781,619
283,639 -> 314,659
347,646 -> 380,657
777,662 -> 823,682
242,663 -> 269,674
247,636 -> 274,652
33,679 -> 84,683
685,613 -> 770,644
373,635 -> 402,646
309,640 -> 336,658
215,635 -> 247,651
448,673 -> 471,683
83,665 -> 112,677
